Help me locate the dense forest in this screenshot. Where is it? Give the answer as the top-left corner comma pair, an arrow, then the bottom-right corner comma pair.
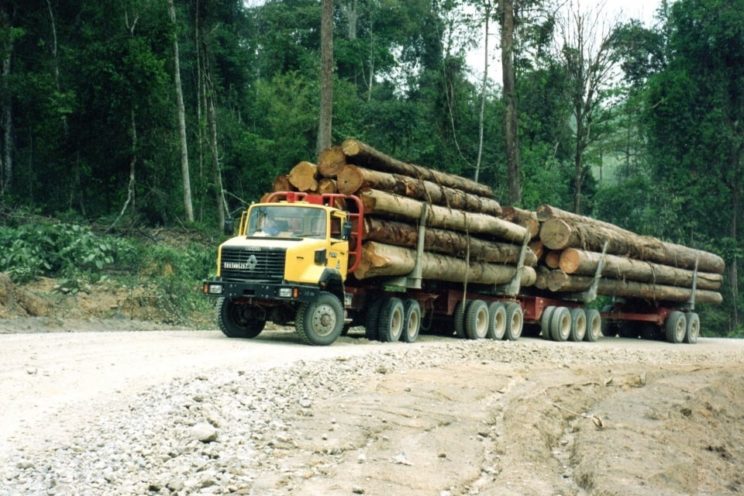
0,0 -> 741,333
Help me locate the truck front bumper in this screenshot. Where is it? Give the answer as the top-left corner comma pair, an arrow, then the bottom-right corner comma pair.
202,279 -> 321,303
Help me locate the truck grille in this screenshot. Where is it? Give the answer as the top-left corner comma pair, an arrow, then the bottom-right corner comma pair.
220,247 -> 286,281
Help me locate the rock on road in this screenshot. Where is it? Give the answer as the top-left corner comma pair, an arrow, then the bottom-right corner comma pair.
1,328 -> 743,495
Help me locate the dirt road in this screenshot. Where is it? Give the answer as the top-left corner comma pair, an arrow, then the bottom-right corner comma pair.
1,329 -> 742,495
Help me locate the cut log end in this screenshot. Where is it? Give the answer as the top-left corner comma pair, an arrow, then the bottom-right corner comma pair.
288,161 -> 319,192
318,146 -> 347,177
272,174 -> 293,193
545,251 -> 562,270
540,218 -> 573,250
341,139 -> 363,157
559,248 -> 581,274
336,165 -> 365,195
318,178 -> 337,194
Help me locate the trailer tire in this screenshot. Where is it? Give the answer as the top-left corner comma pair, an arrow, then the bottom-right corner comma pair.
487,302 -> 507,340
401,299 -> 422,343
378,297 -> 405,342
665,311 -> 687,344
684,312 -> 700,344
295,292 -> 344,346
585,309 -> 602,342
465,300 -> 489,340
364,298 -> 383,341
569,308 -> 587,342
216,297 -> 265,338
454,301 -> 467,338
550,307 -> 571,341
504,302 -> 524,341
540,306 -> 556,340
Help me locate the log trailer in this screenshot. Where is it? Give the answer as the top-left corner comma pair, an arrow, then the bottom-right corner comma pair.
202,192 -> 702,346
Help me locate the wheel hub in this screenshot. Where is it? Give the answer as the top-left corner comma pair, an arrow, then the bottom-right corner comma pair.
311,304 -> 337,337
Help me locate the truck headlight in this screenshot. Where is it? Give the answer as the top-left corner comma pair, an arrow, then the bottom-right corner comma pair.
279,287 -> 293,298
208,284 -> 223,295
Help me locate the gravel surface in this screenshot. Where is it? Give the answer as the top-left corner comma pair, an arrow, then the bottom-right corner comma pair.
0,330 -> 742,496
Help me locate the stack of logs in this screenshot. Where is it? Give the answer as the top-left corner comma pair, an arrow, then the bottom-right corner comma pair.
534,205 -> 724,304
272,139 -> 537,288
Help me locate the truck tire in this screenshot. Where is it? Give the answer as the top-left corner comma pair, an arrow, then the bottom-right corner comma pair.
465,300 -> 489,340
295,292 -> 344,346
453,301 -> 466,338
364,298 -> 383,341
665,310 -> 687,344
585,309 -> 601,342
504,302 -> 523,341
487,302 -> 507,340
684,312 -> 700,344
540,306 -> 556,340
569,308 -> 587,342
401,299 -> 421,343
550,307 -> 571,341
378,297 -> 405,342
216,297 -> 265,338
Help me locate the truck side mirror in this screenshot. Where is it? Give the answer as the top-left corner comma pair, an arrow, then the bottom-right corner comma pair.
223,218 -> 235,235
342,221 -> 352,240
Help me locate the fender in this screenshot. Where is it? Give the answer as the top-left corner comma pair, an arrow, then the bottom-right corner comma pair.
319,269 -> 345,301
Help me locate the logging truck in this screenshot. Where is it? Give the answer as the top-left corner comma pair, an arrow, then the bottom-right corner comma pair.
202,190 -> 706,346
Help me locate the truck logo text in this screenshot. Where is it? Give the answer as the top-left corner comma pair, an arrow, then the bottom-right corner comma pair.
224,254 -> 258,271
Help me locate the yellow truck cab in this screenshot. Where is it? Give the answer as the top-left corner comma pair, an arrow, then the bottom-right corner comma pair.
203,192 -> 363,345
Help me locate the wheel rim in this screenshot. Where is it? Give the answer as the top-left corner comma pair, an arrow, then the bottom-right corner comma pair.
494,310 -> 506,338
674,316 -> 686,342
391,308 -> 403,338
476,308 -> 488,337
689,318 -> 700,341
575,314 -> 586,340
510,311 -> 522,338
311,303 -> 338,337
408,311 -> 419,336
589,314 -> 601,340
560,314 -> 570,340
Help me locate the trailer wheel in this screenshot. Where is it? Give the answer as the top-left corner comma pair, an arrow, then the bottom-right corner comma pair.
684,312 -> 700,344
401,299 -> 422,343
665,311 -> 687,343
453,301 -> 467,338
295,292 -> 344,346
504,302 -> 524,341
569,308 -> 587,342
216,297 -> 266,338
550,307 -> 571,341
540,306 -> 556,340
585,309 -> 601,342
364,298 -> 383,341
487,302 -> 507,340
465,300 -> 489,340
378,297 -> 405,342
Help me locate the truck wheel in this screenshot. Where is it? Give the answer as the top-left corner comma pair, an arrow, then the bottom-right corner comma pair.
504,302 -> 524,341
295,292 -> 344,346
465,300 -> 489,340
550,307 -> 571,341
684,312 -> 700,344
665,311 -> 687,344
487,302 -> 507,340
540,306 -> 556,340
401,299 -> 421,343
585,309 -> 601,342
364,298 -> 383,341
216,297 -> 265,338
569,308 -> 587,342
378,297 -> 405,342
453,301 -> 466,338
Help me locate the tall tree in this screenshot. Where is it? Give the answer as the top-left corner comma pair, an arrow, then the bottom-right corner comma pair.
167,0 -> 193,223
557,0 -> 616,214
474,0 -> 492,184
0,5 -> 14,196
317,0 -> 333,154
500,0 -> 520,203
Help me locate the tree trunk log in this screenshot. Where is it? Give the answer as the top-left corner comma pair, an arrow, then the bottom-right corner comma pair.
354,242 -> 536,287
318,178 -> 337,194
272,174 -> 294,192
288,161 -> 319,192
539,217 -> 725,274
559,248 -> 723,290
338,164 -> 502,216
529,240 -> 545,260
545,250 -> 561,269
363,218 -> 537,266
318,146 -> 346,177
360,190 -> 527,243
501,206 -> 538,238
544,270 -> 723,304
342,139 -> 493,197
535,266 -> 551,290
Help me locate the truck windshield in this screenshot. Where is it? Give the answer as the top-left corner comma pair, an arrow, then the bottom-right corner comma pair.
247,206 -> 327,239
